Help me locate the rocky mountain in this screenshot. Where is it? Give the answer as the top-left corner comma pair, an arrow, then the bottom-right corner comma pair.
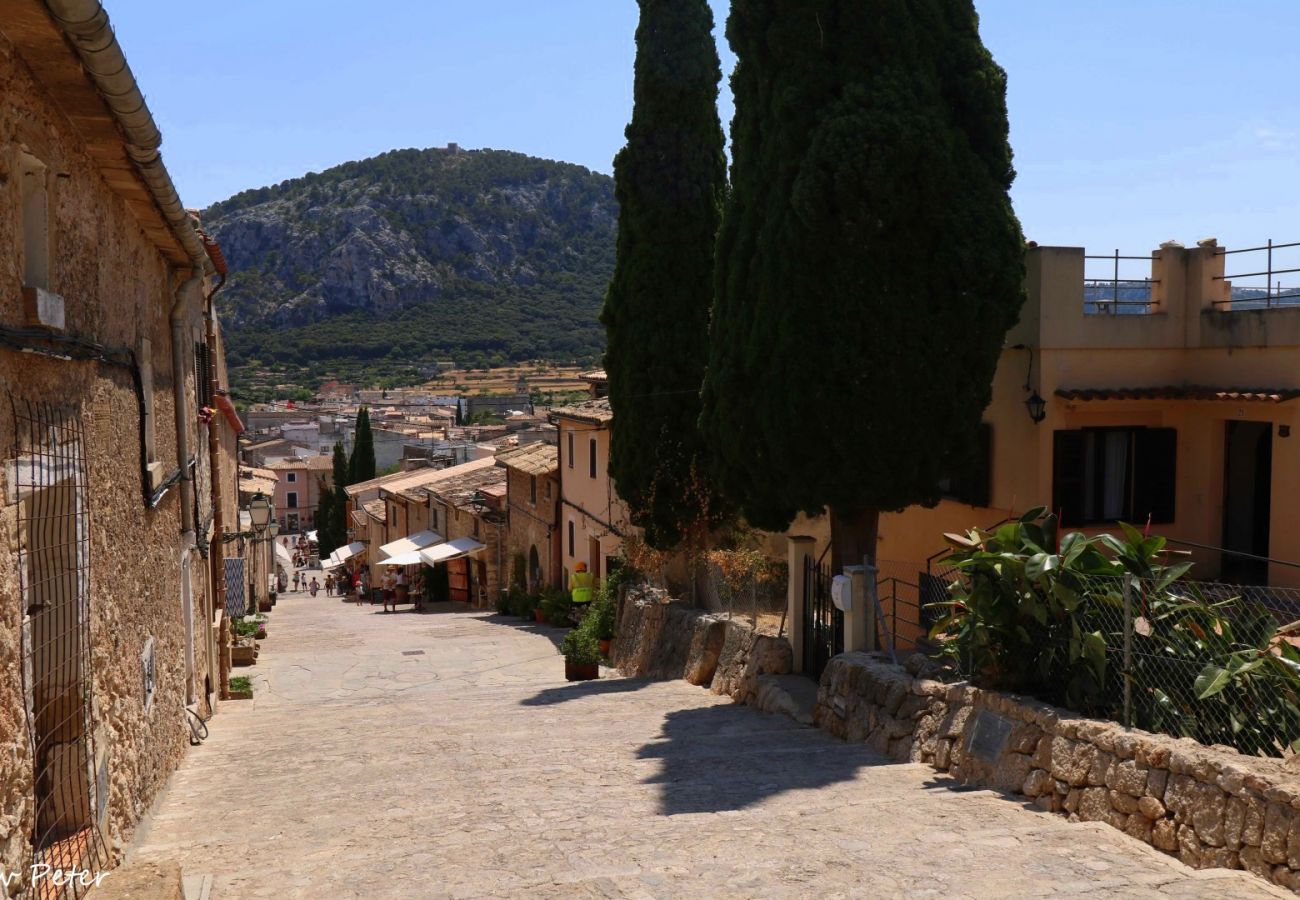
204,147 -> 617,393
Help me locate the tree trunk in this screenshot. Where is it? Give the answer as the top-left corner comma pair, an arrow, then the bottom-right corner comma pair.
830,506 -> 879,572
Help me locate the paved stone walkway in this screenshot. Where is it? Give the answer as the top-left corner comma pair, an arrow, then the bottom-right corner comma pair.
130,589 -> 1285,899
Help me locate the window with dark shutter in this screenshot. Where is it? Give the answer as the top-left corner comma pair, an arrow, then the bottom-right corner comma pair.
1133,428 -> 1177,524
589,438 -> 597,479
1053,427 -> 1176,526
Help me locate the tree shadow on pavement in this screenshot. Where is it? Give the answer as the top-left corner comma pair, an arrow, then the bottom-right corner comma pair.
476,612 -> 570,651
635,703 -> 885,816
520,677 -> 654,706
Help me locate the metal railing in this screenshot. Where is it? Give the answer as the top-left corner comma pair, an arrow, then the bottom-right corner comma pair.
1084,249 -> 1158,314
1214,239 -> 1300,310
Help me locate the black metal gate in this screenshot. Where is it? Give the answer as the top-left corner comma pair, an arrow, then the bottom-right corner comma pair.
12,397 -> 110,897
802,554 -> 843,682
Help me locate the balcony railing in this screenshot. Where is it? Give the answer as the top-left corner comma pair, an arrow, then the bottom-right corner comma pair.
1084,250 -> 1156,315
1213,239 -> 1300,310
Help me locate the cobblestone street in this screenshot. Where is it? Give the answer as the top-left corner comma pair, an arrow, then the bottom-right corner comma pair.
130,590 -> 1284,899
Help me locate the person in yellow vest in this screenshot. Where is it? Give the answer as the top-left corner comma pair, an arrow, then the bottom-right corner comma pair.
569,561 -> 595,606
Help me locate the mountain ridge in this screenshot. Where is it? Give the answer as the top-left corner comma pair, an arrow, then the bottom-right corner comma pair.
203,146 -> 616,394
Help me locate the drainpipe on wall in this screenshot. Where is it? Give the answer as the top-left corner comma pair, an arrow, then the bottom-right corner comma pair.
169,273 -> 202,539
203,247 -> 229,698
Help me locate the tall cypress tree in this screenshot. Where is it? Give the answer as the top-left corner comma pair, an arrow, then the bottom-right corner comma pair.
316,480 -> 339,556
601,0 -> 726,549
701,1 -> 1025,568
349,407 -> 376,485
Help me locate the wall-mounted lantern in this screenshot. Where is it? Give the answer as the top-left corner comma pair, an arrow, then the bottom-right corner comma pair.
1024,392 -> 1047,425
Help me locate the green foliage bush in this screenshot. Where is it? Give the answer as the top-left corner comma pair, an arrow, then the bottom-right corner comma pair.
561,628 -> 602,666
931,509 -> 1300,756
510,587 -> 537,620
539,587 -> 572,626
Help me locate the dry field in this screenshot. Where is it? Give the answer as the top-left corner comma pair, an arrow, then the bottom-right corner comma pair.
422,363 -> 593,396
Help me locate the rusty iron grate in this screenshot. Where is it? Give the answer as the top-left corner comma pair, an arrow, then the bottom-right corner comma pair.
11,395 -> 111,898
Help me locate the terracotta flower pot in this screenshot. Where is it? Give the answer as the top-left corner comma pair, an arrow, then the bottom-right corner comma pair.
565,661 -> 599,682
533,608 -> 546,623
599,639 -> 611,657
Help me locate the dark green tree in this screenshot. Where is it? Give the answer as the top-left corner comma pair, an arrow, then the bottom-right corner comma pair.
701,1 -> 1025,568
316,479 -> 339,557
600,0 -> 727,549
349,406 -> 376,485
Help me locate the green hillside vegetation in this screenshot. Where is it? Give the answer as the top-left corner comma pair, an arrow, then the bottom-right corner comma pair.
204,147 -> 616,395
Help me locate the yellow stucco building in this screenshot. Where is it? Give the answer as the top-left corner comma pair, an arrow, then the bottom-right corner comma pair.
879,240 -> 1300,603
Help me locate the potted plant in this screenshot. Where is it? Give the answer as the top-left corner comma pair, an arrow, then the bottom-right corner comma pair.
540,588 -> 572,626
562,629 -> 601,681
590,590 -> 616,657
228,675 -> 253,700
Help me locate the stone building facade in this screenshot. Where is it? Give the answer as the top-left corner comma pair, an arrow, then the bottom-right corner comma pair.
495,442 -> 560,592
426,463 -> 508,607
0,3 -> 238,893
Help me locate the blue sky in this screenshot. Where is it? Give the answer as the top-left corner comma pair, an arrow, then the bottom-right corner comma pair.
106,1 -> 1300,264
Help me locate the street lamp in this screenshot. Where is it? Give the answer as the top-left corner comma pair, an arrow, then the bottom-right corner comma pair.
248,492 -> 272,535
1024,391 -> 1048,425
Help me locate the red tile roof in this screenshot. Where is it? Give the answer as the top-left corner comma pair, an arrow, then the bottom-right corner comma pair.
1056,386 -> 1300,404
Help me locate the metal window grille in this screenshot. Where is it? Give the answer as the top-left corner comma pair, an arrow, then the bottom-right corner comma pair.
10,396 -> 110,898
224,557 -> 247,619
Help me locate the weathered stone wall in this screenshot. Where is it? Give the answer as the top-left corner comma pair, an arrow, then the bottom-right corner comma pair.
0,30 -> 222,891
815,651 -> 1300,894
614,590 -> 793,702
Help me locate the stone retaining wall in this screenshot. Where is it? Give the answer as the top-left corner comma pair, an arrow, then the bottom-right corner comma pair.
815,651 -> 1300,893
613,590 -> 792,703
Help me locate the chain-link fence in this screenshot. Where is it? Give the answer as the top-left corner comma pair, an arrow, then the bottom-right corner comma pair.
702,556 -> 788,636
927,566 -> 1300,758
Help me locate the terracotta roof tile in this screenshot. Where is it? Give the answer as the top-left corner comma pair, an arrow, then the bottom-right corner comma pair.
495,441 -> 559,476
1056,386 -> 1300,404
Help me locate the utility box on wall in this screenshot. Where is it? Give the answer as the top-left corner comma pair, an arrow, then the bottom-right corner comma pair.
831,574 -> 853,612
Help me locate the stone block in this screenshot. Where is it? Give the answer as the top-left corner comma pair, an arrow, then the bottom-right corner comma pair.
1241,846 -> 1272,879
1145,767 -> 1168,799
1152,818 -> 1178,852
1049,737 -> 1094,787
1064,789 -> 1081,814
1164,773 -> 1195,821
1137,796 -> 1166,821
1034,793 -> 1061,813
1177,823 -> 1203,868
1022,768 -> 1053,799
1109,790 -> 1139,816
935,739 -> 952,770
1263,801 -> 1291,864
1224,796 -> 1245,851
1109,759 -> 1149,797
1287,811 -> 1300,870
1244,796 -> 1266,846
988,752 -> 1033,794
1077,787 -> 1110,823
1007,722 -> 1042,754
1124,813 -> 1153,845
1189,782 -> 1228,847
1088,750 -> 1115,787
683,617 -> 728,686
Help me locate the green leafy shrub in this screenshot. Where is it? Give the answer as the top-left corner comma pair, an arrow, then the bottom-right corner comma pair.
494,588 -> 513,615
586,585 -> 617,641
931,509 -> 1300,756
540,587 -> 572,626
510,587 -> 537,620
561,628 -> 602,666
229,676 -> 252,693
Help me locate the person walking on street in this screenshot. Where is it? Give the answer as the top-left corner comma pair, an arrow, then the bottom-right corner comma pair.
293,571 -> 301,592
309,577 -> 320,597
566,559 -> 592,608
